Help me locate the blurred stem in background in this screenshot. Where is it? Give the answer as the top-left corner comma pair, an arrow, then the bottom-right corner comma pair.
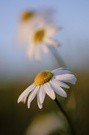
49,46 -> 66,67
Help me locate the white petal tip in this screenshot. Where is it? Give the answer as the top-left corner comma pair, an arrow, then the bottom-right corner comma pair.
61,92 -> 67,98
39,106 -> 43,109
52,96 -> 56,100
28,105 -> 30,109
27,103 -> 30,108
17,96 -> 25,104
66,86 -> 70,89
17,101 -> 20,103
74,78 -> 77,83
17,98 -> 20,103
71,77 -> 77,84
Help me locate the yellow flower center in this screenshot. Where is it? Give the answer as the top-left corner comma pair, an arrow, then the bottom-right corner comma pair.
33,29 -> 45,43
21,11 -> 34,22
34,71 -> 53,85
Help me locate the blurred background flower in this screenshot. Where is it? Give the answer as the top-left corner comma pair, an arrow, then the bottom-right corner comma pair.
17,8 -> 60,61
26,112 -> 68,135
17,8 -> 55,46
0,0 -> 89,135
25,22 -> 60,61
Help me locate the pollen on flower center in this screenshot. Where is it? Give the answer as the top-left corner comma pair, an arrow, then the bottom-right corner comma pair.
21,11 -> 34,22
33,29 -> 45,43
34,71 -> 53,85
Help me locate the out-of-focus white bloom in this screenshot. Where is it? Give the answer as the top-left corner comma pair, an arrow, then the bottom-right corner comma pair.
17,9 -> 55,46
26,22 -> 59,61
17,68 -> 77,109
17,9 -> 60,61
26,113 -> 64,135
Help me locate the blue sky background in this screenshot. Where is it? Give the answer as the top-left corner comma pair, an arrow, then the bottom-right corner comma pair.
0,0 -> 89,81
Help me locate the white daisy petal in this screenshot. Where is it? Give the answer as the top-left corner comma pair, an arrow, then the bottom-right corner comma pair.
38,85 -> 46,104
52,68 -> 71,75
44,38 -> 59,46
58,81 -> 70,89
55,74 -> 77,84
37,89 -> 43,109
66,77 -> 77,84
17,83 -> 36,103
27,86 -> 39,108
46,26 -> 59,37
22,96 -> 27,104
49,81 -> 67,97
44,83 -> 55,100
51,79 -> 70,89
37,100 -> 42,109
41,44 -> 49,54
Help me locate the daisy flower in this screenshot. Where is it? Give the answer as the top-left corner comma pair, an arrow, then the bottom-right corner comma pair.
17,9 -> 55,46
26,21 -> 60,61
17,9 -> 60,61
17,68 -> 77,109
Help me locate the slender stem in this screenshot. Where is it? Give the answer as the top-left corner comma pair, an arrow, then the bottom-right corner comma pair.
49,47 -> 66,67
55,98 -> 75,135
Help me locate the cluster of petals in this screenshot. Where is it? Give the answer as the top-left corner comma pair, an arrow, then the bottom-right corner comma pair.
18,68 -> 77,109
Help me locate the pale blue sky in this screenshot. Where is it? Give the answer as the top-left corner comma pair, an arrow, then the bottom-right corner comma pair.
0,0 -> 89,80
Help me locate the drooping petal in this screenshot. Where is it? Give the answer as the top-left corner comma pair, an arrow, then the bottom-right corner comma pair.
37,88 -> 43,109
38,85 -> 46,104
46,26 -> 59,37
44,38 -> 59,46
27,86 -> 39,108
51,79 -> 70,89
52,68 -> 71,76
55,74 -> 77,84
17,83 -> 36,103
44,83 -> 55,100
37,99 -> 42,109
49,81 -> 67,97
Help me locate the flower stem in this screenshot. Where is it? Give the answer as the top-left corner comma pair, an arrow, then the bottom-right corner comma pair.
49,47 -> 66,67
55,98 -> 75,135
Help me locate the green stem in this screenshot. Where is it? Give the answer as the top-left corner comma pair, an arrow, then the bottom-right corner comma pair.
55,98 -> 75,135
49,47 -> 66,67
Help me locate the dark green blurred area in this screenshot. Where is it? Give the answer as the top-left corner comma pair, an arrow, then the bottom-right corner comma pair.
0,70 -> 89,135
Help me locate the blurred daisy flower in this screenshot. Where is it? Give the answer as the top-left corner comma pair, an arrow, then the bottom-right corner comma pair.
26,113 -> 65,135
26,22 -> 60,61
17,9 -> 60,61
18,68 -> 77,109
17,9 -> 55,45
